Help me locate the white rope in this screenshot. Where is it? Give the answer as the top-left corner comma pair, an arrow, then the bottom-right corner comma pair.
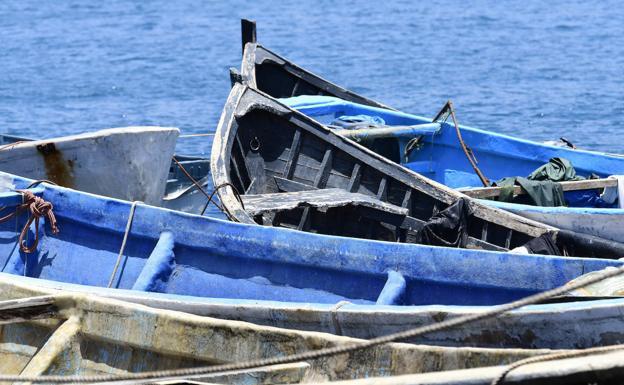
179,133 -> 215,138
491,343 -> 624,385
107,201 -> 141,288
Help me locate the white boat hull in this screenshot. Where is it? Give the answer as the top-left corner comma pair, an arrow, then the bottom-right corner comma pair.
0,126 -> 179,205
485,200 -> 624,243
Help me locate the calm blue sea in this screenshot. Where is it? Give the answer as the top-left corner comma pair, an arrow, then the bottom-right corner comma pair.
1,0 -> 623,157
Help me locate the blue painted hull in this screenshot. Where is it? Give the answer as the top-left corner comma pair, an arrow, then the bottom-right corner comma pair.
282,95 -> 624,187
1,171 -> 623,349
283,96 -> 624,241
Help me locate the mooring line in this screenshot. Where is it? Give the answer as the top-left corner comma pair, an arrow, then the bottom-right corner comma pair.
179,133 -> 215,138
0,259 -> 623,383
490,343 -> 624,385
171,156 -> 224,214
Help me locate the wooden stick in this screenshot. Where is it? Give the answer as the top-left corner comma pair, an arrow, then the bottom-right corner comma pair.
461,178 -> 618,199
0,295 -> 59,324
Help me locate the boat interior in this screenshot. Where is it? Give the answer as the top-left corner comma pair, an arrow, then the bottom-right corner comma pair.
1,175 -> 618,307
283,95 -> 624,209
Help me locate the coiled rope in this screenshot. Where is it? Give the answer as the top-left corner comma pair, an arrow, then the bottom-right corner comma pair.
2,258 -> 624,383
0,189 -> 59,253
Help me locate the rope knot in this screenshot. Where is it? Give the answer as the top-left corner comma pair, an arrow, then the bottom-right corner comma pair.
0,189 -> 60,254
19,190 -> 59,235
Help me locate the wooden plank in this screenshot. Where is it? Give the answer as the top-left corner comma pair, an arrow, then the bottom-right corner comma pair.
241,19 -> 256,53
465,237 -> 507,252
313,148 -> 333,188
274,176 -> 316,193
401,189 -> 412,208
234,135 -> 252,185
505,229 -> 513,249
19,317 -> 81,377
291,78 -> 301,97
283,130 -> 302,179
347,163 -> 362,192
297,207 -> 311,231
481,222 -> 489,242
0,295 -> 58,324
377,177 -> 388,201
230,154 -> 248,190
461,178 -> 618,199
241,188 -> 409,216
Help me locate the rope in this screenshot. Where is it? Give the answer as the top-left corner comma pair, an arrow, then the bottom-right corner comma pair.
179,133 -> 216,138
26,179 -> 58,188
200,182 -> 245,217
3,260 -> 624,383
490,343 -> 624,385
0,190 -> 59,253
171,156 -> 224,213
329,300 -> 351,336
107,201 -> 140,288
171,156 -> 244,219
433,101 -> 490,186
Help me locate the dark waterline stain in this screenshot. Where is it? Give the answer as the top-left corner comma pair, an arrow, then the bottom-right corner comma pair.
36,143 -> 75,188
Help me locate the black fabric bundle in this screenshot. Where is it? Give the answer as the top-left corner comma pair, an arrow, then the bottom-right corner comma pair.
417,198 -> 472,248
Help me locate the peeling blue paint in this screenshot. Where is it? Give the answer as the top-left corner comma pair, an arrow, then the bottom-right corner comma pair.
0,171 -> 619,309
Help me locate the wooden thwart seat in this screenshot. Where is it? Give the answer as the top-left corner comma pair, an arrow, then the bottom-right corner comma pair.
242,188 -> 409,216
460,178 -> 618,199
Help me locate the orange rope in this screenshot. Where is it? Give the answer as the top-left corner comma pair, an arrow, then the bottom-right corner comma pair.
0,190 -> 59,253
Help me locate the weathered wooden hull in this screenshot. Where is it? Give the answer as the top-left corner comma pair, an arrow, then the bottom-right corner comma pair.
8,272 -> 624,351
315,348 -> 624,385
211,83 -> 624,258
0,126 -> 179,206
241,42 -> 624,183
285,96 -> 624,244
1,172 -> 623,350
1,279 -> 562,383
241,40 -> 624,244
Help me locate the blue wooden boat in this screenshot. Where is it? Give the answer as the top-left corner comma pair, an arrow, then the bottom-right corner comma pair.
234,28 -> 624,243
211,83 -> 624,258
1,171 -> 624,350
280,95 -> 624,243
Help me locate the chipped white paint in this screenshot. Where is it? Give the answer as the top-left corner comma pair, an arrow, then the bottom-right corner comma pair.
0,127 -> 179,206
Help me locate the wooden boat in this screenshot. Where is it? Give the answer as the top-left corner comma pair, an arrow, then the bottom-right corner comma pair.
0,171 -> 623,350
0,126 -> 179,205
315,347 -> 624,385
9,271 -> 624,350
284,95 -> 624,244
237,21 -> 624,243
0,134 -> 216,214
0,281 -> 559,383
211,83 -> 624,257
